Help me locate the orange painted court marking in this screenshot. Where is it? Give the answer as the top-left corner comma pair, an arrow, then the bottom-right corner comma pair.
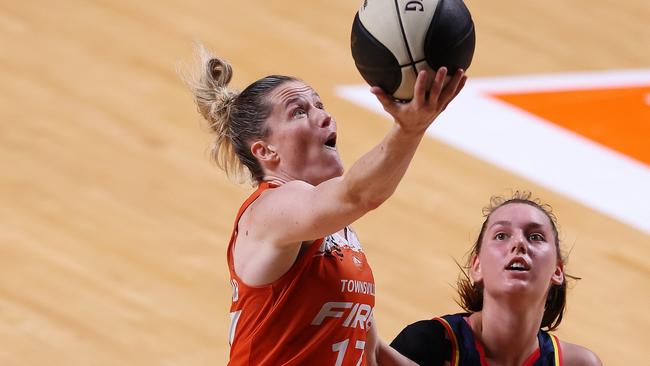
338,71 -> 650,234
492,86 -> 650,166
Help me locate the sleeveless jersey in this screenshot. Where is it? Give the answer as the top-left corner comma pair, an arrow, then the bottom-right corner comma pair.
227,182 -> 376,366
435,314 -> 563,366
391,313 -> 563,366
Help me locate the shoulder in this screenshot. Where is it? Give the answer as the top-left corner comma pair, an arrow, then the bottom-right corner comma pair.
560,341 -> 602,366
258,179 -> 315,199
241,180 -> 314,223
392,319 -> 446,341
390,319 -> 449,366
248,179 -> 326,212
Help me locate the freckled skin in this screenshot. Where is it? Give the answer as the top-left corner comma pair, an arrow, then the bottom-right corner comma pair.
228,69 -> 476,366
263,81 -> 344,185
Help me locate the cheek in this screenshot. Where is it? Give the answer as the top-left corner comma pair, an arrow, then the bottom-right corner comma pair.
276,126 -> 311,153
536,246 -> 560,272
290,134 -> 310,154
477,250 -> 502,278
292,125 -> 315,145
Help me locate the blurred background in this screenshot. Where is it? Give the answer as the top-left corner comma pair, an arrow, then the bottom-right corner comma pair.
1,0 -> 648,364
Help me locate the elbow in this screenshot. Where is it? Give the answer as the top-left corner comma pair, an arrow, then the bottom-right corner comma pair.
342,180 -> 393,212
348,191 -> 388,212
363,196 -> 385,211
363,185 -> 397,210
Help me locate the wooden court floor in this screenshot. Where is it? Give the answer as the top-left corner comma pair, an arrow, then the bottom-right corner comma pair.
1,0 -> 649,364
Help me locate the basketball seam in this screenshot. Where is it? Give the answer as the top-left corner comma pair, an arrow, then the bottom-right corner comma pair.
451,22 -> 475,50
400,58 -> 427,68
352,13 -> 402,93
394,0 -> 418,76
424,0 -> 475,68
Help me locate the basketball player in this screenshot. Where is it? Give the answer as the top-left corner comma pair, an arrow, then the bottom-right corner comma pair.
385,193 -> 603,366
184,45 -> 466,366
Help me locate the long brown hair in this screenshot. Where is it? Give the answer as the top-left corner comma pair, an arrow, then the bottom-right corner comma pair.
182,44 -> 298,184
456,191 -> 578,331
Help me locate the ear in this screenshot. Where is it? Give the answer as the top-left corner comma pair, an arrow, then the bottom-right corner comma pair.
551,260 -> 564,286
469,254 -> 483,284
250,140 -> 279,165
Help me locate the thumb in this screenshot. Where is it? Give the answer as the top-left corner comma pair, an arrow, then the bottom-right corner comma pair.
370,86 -> 397,114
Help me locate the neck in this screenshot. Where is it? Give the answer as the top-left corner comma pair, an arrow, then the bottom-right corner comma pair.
263,170 -> 325,186
262,175 -> 288,186
262,161 -> 304,185
262,169 -> 297,185
469,295 -> 545,366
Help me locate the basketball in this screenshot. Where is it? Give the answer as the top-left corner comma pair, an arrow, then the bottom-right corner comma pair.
351,0 -> 476,100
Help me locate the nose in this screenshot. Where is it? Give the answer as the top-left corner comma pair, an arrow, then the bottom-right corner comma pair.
510,233 -> 527,254
318,109 -> 332,128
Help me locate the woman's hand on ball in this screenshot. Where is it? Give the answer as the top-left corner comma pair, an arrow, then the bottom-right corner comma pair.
371,67 -> 466,136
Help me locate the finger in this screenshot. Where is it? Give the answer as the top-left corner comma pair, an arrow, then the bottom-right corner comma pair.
370,86 -> 397,114
370,86 -> 385,96
412,70 -> 429,106
441,74 -> 468,111
439,68 -> 464,104
427,67 -> 447,105
452,75 -> 468,99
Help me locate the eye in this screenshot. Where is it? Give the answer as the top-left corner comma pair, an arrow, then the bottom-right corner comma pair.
315,102 -> 325,110
291,107 -> 307,118
529,233 -> 545,242
495,232 -> 508,240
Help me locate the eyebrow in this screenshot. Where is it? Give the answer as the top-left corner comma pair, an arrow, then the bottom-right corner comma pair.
281,90 -> 320,108
283,96 -> 304,109
489,220 -> 546,230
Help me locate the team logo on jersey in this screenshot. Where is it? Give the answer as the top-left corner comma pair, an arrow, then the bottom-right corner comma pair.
320,235 -> 345,260
317,229 -> 364,257
352,255 -> 363,267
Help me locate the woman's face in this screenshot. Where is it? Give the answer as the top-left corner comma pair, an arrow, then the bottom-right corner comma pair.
471,203 -> 564,301
260,80 -> 343,185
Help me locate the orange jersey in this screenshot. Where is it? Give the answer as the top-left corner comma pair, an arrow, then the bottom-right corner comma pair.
227,182 -> 376,366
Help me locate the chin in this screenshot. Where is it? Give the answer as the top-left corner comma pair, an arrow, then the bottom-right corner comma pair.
331,155 -> 344,172
313,165 -> 344,185
505,282 -> 547,299
490,278 -> 530,294
323,168 -> 344,182
324,158 -> 344,177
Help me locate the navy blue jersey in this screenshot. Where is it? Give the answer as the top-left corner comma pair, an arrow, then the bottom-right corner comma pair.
390,313 -> 562,366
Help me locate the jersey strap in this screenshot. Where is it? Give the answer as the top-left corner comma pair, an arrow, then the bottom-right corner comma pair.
231,181 -> 276,231
226,181 -> 294,269
531,331 -> 563,366
433,314 -> 480,365
434,314 -> 563,366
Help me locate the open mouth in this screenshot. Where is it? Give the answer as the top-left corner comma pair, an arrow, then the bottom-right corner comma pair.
324,133 -> 337,149
505,258 -> 530,272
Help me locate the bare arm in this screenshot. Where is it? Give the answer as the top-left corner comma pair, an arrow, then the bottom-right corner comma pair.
365,323 -> 417,366
561,341 -> 603,366
251,68 -> 467,246
375,340 -> 418,366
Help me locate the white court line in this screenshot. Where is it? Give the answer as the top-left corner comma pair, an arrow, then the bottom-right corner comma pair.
336,69 -> 650,235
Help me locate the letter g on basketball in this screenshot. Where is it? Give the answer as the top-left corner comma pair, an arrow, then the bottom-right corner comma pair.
405,0 -> 424,11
